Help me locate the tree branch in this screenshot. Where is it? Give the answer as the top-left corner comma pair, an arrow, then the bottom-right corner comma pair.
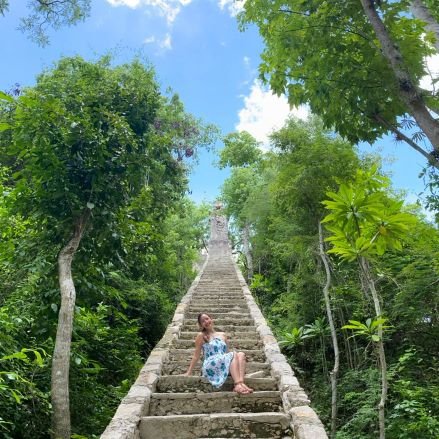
360,0 -> 439,152
373,113 -> 439,168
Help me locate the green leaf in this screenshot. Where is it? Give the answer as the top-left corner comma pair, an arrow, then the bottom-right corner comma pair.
0,122 -> 12,132
10,389 -> 22,404
0,91 -> 14,103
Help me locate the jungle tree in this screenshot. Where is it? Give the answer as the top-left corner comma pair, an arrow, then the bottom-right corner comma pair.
0,56 -> 213,438
322,167 -> 416,439
239,0 -> 439,168
0,0 -> 91,45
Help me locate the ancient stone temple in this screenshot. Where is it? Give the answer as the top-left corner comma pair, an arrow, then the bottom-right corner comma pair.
101,215 -> 328,439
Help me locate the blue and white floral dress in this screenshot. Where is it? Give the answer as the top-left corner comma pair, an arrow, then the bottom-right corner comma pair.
201,336 -> 234,388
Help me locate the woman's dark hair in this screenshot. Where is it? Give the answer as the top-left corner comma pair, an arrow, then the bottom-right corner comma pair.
197,312 -> 211,343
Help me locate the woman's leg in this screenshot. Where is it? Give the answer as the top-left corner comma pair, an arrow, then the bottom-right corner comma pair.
229,354 -> 248,394
237,352 -> 253,393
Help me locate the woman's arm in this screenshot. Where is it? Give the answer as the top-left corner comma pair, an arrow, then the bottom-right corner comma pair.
223,332 -> 231,352
184,333 -> 203,376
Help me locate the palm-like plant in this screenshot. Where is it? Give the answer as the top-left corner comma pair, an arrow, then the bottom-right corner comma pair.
322,165 -> 415,439
279,327 -> 306,351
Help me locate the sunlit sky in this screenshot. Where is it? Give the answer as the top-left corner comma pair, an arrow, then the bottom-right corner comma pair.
1,0 -> 437,210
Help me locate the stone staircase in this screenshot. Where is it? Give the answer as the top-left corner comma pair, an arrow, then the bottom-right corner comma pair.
101,215 -> 328,439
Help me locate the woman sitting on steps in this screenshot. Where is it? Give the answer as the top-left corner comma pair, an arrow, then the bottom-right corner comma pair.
184,312 -> 254,395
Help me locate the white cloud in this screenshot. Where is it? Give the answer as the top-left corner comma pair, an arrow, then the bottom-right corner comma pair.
236,80 -> 309,149
160,33 -> 172,49
143,35 -> 156,44
420,54 -> 439,92
106,0 -> 192,24
243,56 -> 250,67
108,0 -> 141,7
218,0 -> 246,17
143,33 -> 172,50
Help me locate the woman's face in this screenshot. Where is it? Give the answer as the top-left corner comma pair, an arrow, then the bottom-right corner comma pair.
199,313 -> 213,329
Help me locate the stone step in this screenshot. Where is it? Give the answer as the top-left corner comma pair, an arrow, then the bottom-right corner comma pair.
174,339 -> 262,350
188,304 -> 247,311
179,331 -> 259,340
194,285 -> 242,288
192,289 -> 243,293
182,325 -> 257,332
195,287 -> 241,290
157,376 -> 276,393
187,309 -> 249,316
162,361 -> 270,376
190,300 -> 247,307
182,318 -> 254,326
185,312 -> 251,320
193,292 -> 243,295
139,412 -> 290,439
196,278 -> 239,282
190,296 -> 244,301
168,349 -> 265,363
149,391 -> 282,415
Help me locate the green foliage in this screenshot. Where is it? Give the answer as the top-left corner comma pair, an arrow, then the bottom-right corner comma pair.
221,167 -> 258,227
342,317 -> 391,343
270,117 -> 360,233
218,131 -> 262,168
0,0 -> 91,46
279,327 -> 307,350
153,93 -> 220,164
322,166 -> 416,261
221,115 -> 439,437
336,368 -> 381,439
239,0 -> 436,150
388,349 -> 439,438
0,55 -> 213,437
3,57 -> 170,234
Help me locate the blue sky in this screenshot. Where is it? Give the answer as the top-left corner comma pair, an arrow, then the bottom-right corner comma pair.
0,0 -> 435,209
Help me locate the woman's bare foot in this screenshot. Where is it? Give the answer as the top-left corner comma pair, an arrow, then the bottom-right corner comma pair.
233,382 -> 250,394
242,382 -> 253,393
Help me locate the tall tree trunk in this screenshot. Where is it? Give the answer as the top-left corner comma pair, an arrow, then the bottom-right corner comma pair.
51,212 -> 90,439
359,256 -> 388,439
339,308 -> 354,368
410,0 -> 439,53
318,222 -> 340,439
242,221 -> 253,282
360,0 -> 439,152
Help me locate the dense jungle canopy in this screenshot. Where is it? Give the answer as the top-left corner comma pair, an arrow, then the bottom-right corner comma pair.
1,1 -> 438,438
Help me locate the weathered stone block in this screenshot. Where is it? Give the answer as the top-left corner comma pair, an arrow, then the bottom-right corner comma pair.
145,349 -> 167,366
134,371 -> 158,389
282,390 -> 310,410
172,312 -> 185,323
271,361 -> 294,379
289,405 -> 325,427
264,343 -> 281,357
266,352 -> 287,363
100,402 -> 146,439
280,374 -> 301,391
100,417 -> 140,439
122,386 -> 151,413
257,324 -> 274,337
293,423 -> 328,439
